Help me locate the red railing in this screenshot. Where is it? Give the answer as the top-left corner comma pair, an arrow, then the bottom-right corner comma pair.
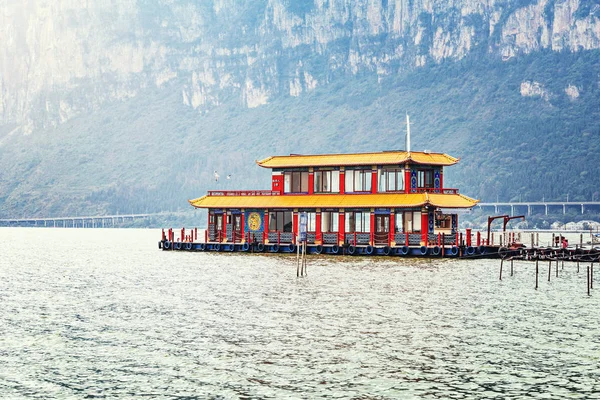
415,188 -> 459,194
207,190 -> 280,196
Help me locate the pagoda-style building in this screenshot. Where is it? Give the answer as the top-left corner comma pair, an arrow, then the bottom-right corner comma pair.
186,150 -> 478,254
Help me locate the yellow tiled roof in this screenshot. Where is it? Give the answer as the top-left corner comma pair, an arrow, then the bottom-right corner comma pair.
189,192 -> 478,209
256,151 -> 459,168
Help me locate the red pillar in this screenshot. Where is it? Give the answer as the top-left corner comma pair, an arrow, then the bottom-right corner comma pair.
389,210 -> 395,246
308,172 -> 314,195
339,212 -> 345,245
241,212 -> 245,241
264,210 -> 269,241
339,171 -> 345,194
439,170 -> 444,191
405,168 -> 411,193
371,169 -> 377,194
293,212 -> 299,240
421,211 -> 428,245
315,211 -> 322,243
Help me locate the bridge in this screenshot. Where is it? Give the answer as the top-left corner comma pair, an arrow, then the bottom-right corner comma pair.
476,202 -> 600,216
0,213 -> 153,228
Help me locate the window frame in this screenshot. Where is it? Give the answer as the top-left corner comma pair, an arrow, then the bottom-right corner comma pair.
344,211 -> 371,233
283,170 -> 309,193
344,169 -> 372,193
269,210 -> 293,232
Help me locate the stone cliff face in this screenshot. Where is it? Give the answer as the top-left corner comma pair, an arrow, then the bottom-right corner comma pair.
1,0 -> 599,134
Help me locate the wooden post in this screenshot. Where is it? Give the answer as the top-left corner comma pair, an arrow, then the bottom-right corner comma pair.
556,258 -> 558,278
536,232 -> 539,247
591,263 -> 594,289
535,259 -> 539,290
548,260 -> 551,282
588,266 -> 591,296
499,259 -> 503,281
511,259 -> 513,276
296,235 -> 300,277
442,233 -> 445,258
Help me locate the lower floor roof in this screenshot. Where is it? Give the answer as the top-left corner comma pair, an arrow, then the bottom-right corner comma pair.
189,192 -> 478,210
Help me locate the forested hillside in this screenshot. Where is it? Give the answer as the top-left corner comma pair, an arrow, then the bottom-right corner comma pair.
0,0 -> 599,224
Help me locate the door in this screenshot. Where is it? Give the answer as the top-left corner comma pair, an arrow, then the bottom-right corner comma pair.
214,214 -> 224,242
375,214 -> 389,245
232,214 -> 242,243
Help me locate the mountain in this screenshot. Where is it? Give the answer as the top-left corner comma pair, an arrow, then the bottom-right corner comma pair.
1,0 -> 599,222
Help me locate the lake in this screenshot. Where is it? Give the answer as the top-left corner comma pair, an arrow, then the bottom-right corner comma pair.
0,228 -> 598,399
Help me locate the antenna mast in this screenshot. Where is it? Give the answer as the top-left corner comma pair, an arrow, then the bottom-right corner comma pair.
405,113 -> 411,154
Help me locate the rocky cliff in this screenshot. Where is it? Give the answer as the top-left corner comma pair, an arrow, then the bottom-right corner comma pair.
1,0 -> 599,134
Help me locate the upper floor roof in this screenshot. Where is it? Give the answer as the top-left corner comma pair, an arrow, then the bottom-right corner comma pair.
256,150 -> 459,169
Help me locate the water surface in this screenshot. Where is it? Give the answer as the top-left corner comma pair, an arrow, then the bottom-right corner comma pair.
0,228 -> 598,399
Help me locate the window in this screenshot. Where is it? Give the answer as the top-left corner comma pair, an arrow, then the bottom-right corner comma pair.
345,169 -> 372,192
345,211 -> 371,233
417,170 -> 434,189
314,170 -> 340,193
284,171 -> 309,193
378,168 -> 405,192
403,211 -> 422,232
322,212 -> 339,232
435,213 -> 452,229
303,212 -> 316,232
394,213 -> 403,233
269,211 -> 293,232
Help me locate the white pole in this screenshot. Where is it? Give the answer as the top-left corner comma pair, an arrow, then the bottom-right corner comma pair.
406,113 -> 411,154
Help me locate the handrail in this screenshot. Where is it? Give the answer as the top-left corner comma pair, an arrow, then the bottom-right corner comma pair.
207,190 -> 280,196
415,188 -> 459,194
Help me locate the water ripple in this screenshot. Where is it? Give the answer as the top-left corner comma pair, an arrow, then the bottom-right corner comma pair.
0,228 -> 599,398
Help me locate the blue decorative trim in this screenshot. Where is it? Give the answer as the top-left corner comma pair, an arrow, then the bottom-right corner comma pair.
451,215 -> 457,234
428,209 -> 434,233
434,170 -> 441,193
410,170 -> 417,193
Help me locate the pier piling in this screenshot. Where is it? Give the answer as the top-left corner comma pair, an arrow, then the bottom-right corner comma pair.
535,259 -> 539,290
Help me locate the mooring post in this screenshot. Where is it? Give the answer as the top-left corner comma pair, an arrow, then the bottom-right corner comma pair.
556,258 -> 559,278
511,259 -> 513,276
580,233 -> 583,247
442,233 -> 445,258
535,259 -> 539,290
536,232 -> 539,247
548,260 -> 552,282
500,259 -> 503,281
552,233 -> 555,247
531,233 -> 534,249
590,263 -> 594,289
588,266 -> 591,296
577,258 -> 580,273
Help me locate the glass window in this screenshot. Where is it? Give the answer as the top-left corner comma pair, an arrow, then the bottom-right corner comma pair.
394,213 -> 403,233
284,173 -> 291,193
379,168 -> 404,192
413,211 -> 421,232
345,211 -> 370,233
307,212 -> 316,232
269,211 -> 293,232
417,170 -> 433,189
322,212 -> 339,232
314,170 -> 339,193
284,171 -> 309,193
402,210 -> 421,232
345,170 -> 372,193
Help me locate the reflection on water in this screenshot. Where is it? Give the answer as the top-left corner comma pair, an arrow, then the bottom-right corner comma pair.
0,228 -> 599,399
